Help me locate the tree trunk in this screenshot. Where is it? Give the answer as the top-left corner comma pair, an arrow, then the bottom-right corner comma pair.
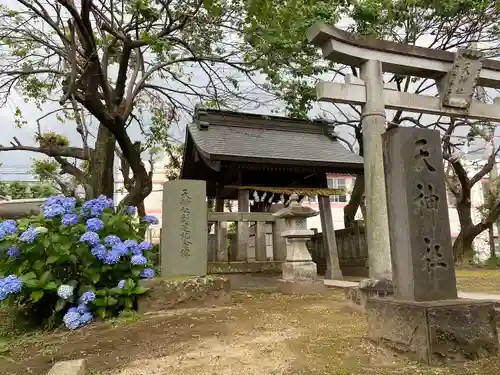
344,175 -> 364,227
488,224 -> 496,260
344,125 -> 364,227
454,194 -> 482,262
90,124 -> 115,199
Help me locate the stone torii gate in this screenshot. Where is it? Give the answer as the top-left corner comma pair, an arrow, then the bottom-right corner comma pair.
307,22 -> 500,281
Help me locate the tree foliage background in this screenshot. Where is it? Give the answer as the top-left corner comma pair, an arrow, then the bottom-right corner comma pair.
0,0 -> 265,212
244,0 -> 500,260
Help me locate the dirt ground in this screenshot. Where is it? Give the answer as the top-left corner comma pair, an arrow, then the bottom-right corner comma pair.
2,283 -> 500,375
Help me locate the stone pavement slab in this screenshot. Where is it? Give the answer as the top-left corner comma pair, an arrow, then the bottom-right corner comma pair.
324,279 -> 500,306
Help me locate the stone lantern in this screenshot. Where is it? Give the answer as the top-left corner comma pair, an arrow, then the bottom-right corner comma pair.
273,193 -> 324,293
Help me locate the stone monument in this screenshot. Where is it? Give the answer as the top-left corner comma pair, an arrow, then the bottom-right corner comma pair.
273,193 -> 324,294
365,127 -> 499,364
161,180 -> 208,277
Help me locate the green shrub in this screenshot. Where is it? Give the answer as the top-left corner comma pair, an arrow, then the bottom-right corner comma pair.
0,196 -> 159,330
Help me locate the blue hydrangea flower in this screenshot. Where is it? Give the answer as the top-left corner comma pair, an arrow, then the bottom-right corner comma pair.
81,195 -> 114,217
0,275 -> 23,300
104,235 -> 121,246
80,231 -> 100,246
112,242 -> 128,256
60,197 -> 77,213
43,204 -> 65,219
76,304 -> 88,314
131,246 -> 142,255
6,247 -> 19,258
118,280 -> 125,289
91,244 -> 107,260
131,254 -> 147,265
63,310 -> 81,330
67,307 -> 79,314
79,312 -> 93,326
126,206 -> 137,215
143,215 -> 159,225
19,227 -> 38,244
0,229 -> 5,241
86,218 -> 104,232
61,213 -> 79,226
141,268 -> 155,279
123,239 -> 137,249
0,219 -> 17,235
138,241 -> 153,251
57,284 -> 74,300
80,291 -> 96,304
104,250 -> 120,265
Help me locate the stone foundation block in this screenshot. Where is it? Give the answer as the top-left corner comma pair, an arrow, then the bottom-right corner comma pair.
278,279 -> 326,295
345,287 -> 393,313
345,279 -> 394,313
282,261 -> 317,281
366,298 -> 499,364
138,276 -> 231,313
47,360 -> 86,375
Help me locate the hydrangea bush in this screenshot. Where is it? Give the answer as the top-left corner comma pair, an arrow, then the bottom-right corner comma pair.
0,195 -> 157,330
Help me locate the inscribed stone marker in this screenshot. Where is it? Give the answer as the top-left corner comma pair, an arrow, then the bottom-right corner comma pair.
383,127 -> 457,301
161,180 -> 208,277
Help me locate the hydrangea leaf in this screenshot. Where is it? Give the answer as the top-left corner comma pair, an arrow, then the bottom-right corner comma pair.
30,290 -> 44,302
55,299 -> 66,312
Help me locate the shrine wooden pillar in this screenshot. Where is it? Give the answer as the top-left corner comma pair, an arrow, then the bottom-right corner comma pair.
318,174 -> 343,279
214,183 -> 228,261
236,189 -> 250,261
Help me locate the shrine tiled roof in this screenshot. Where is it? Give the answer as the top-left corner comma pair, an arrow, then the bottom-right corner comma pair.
185,106 -> 364,171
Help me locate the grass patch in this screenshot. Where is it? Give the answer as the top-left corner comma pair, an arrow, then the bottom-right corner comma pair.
455,269 -> 500,293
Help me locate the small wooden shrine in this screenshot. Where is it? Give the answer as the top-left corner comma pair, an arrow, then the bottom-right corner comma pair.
179,106 -> 364,272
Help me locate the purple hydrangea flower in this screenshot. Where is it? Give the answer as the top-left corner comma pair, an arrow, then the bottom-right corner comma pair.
63,310 -> 81,330
80,291 -> 96,304
118,280 -> 125,289
91,244 -> 107,260
0,219 -> 17,235
80,231 -> 100,246
104,235 -> 121,246
61,213 -> 79,226
131,254 -> 147,265
104,250 -> 120,265
138,241 -> 153,251
6,247 -> 19,258
140,268 -> 155,279
86,218 -> 104,232
19,227 -> 38,244
126,206 -> 137,215
143,215 -> 159,225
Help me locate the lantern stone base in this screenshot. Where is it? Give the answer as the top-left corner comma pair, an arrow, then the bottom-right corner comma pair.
366,298 -> 499,365
282,261 -> 317,281
278,261 -> 325,295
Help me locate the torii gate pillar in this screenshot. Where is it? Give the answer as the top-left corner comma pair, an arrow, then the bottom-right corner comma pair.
359,60 -> 392,280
